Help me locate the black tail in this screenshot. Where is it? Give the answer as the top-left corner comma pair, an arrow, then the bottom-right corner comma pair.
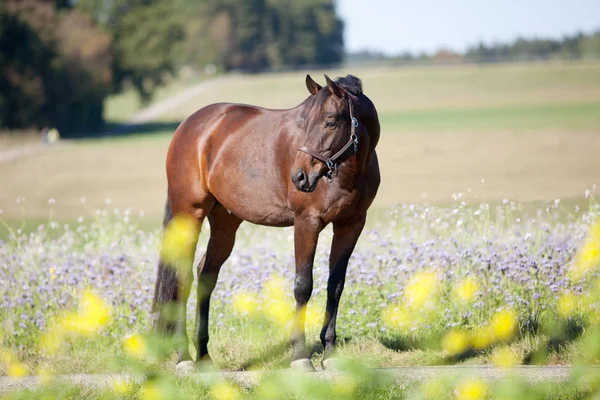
150,197 -> 177,334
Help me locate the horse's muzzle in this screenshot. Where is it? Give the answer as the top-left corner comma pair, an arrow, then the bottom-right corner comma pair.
291,168 -> 319,192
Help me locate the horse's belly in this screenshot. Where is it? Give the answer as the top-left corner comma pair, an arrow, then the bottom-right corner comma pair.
214,192 -> 294,227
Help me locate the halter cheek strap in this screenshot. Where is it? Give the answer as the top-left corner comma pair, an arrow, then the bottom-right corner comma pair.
297,94 -> 359,180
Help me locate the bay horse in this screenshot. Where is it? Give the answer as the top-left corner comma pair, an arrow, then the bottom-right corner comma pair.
151,74 -> 380,372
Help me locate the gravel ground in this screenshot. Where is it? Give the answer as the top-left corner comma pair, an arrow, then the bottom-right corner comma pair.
1,365 -> 598,394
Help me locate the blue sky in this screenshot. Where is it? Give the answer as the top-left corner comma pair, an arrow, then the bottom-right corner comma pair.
337,0 -> 600,55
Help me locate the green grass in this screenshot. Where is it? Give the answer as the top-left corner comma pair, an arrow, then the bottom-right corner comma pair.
380,101 -> 600,132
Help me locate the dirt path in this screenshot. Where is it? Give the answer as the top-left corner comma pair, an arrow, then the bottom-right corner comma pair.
1,365 -> 597,394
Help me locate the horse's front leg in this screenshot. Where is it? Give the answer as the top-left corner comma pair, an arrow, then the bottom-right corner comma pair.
290,217 -> 323,371
321,215 -> 366,369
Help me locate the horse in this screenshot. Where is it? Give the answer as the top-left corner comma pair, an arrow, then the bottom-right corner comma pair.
151,74 -> 380,372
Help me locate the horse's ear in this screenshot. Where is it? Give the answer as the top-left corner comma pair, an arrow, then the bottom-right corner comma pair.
305,74 -> 322,95
324,74 -> 343,98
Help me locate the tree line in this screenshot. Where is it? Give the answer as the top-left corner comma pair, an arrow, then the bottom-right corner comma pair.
1,0 -> 343,136
347,31 -> 600,64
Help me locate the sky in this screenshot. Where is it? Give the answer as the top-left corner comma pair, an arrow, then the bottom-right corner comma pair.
337,0 -> 600,55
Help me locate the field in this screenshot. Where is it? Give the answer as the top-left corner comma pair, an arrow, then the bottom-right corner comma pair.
1,61 -> 600,222
1,61 -> 600,399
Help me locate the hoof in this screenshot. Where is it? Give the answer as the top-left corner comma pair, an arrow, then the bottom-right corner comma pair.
290,358 -> 316,372
175,360 -> 197,375
196,358 -> 215,373
322,357 -> 341,371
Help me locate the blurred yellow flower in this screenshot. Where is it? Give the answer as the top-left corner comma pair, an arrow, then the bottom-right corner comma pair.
404,270 -> 438,308
140,381 -> 165,400
113,378 -> 133,395
491,346 -> 520,367
382,305 -> 411,330
263,276 -> 294,327
123,333 -> 147,359
211,382 -> 240,400
263,275 -> 287,301
453,277 -> 479,302
7,362 -> 28,377
59,290 -> 111,335
332,375 -> 357,395
455,379 -> 487,400
491,309 -> 517,342
471,326 -> 494,350
264,298 -> 294,327
557,293 -> 577,318
441,329 -> 470,356
0,349 -> 13,364
304,305 -> 321,330
571,219 -> 600,280
39,330 -> 63,353
257,379 -> 282,399
233,292 -> 260,317
161,214 -> 199,265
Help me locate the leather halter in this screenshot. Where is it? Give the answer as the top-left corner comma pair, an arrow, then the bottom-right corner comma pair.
297,92 -> 359,180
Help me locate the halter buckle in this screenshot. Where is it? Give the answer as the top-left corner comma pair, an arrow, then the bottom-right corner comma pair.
351,133 -> 358,153
351,117 -> 358,128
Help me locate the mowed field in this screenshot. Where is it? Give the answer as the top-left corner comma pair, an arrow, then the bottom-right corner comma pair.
1,61 -> 600,223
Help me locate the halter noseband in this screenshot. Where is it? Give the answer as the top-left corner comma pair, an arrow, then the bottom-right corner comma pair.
297,93 -> 359,180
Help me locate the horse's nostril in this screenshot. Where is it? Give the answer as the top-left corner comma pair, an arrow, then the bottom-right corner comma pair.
296,170 -> 306,184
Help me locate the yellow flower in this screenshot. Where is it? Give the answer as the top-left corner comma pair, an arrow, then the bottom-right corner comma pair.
570,220 -> 600,279
441,329 -> 470,356
491,309 -> 517,342
263,276 -> 294,327
263,275 -> 287,301
211,382 -> 240,400
232,292 -> 260,317
257,379 -> 282,399
0,349 -> 13,364
332,375 -> 357,396
39,329 -> 63,353
139,381 -> 165,400
264,298 -> 294,328
113,378 -> 133,395
123,333 -> 147,359
303,305 -> 321,330
382,305 -> 412,330
491,346 -> 520,367
471,326 -> 494,350
59,290 -> 111,335
7,362 -> 28,377
557,293 -> 577,318
404,271 -> 438,308
161,214 -> 199,265
453,277 -> 479,302
455,379 -> 487,400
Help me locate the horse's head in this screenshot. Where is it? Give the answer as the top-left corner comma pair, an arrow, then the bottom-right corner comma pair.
291,74 -> 366,193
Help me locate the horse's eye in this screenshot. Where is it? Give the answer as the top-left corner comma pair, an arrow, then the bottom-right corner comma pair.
325,120 -> 335,128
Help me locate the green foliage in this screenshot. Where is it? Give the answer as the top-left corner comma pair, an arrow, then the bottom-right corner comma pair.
0,0 -> 112,136
180,0 -> 344,72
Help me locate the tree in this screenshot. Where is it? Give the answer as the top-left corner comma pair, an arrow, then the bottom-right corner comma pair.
0,0 -> 112,135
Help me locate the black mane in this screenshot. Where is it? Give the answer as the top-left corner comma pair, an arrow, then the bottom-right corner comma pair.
335,75 -> 363,96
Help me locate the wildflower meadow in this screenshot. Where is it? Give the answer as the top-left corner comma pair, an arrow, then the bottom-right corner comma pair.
1,190 -> 599,399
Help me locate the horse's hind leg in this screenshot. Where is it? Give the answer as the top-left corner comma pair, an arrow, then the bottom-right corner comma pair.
194,204 -> 242,364
153,194 -> 215,367
321,215 -> 366,369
